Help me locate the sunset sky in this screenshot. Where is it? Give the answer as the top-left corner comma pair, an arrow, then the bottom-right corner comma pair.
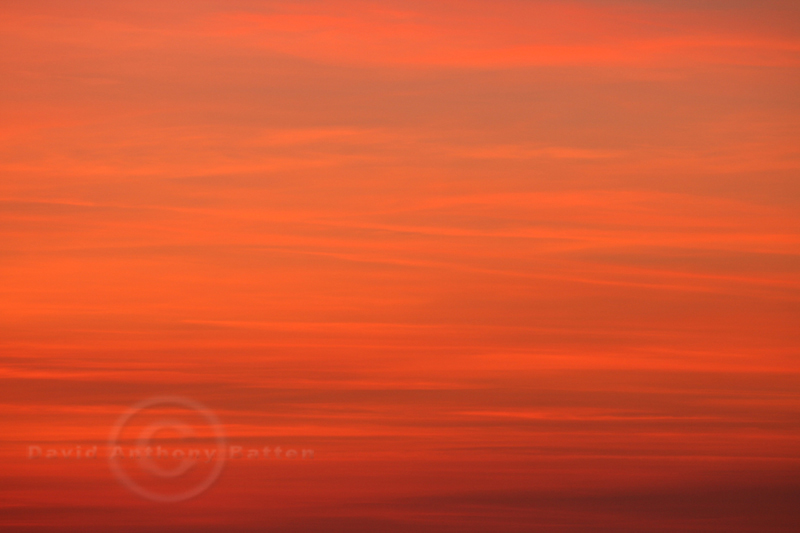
1,1 -> 799,531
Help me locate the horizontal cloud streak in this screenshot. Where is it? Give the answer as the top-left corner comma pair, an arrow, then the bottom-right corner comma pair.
1,0 -> 799,531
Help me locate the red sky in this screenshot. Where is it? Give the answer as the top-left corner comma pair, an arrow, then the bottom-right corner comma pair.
1,1 -> 799,531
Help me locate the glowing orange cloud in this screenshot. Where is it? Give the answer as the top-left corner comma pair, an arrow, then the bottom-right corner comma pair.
1,1 -> 799,532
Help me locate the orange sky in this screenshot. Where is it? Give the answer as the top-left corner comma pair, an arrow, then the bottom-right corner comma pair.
1,1 -> 799,531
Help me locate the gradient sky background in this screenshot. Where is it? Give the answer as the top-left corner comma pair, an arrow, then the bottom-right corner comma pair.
1,1 -> 799,531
